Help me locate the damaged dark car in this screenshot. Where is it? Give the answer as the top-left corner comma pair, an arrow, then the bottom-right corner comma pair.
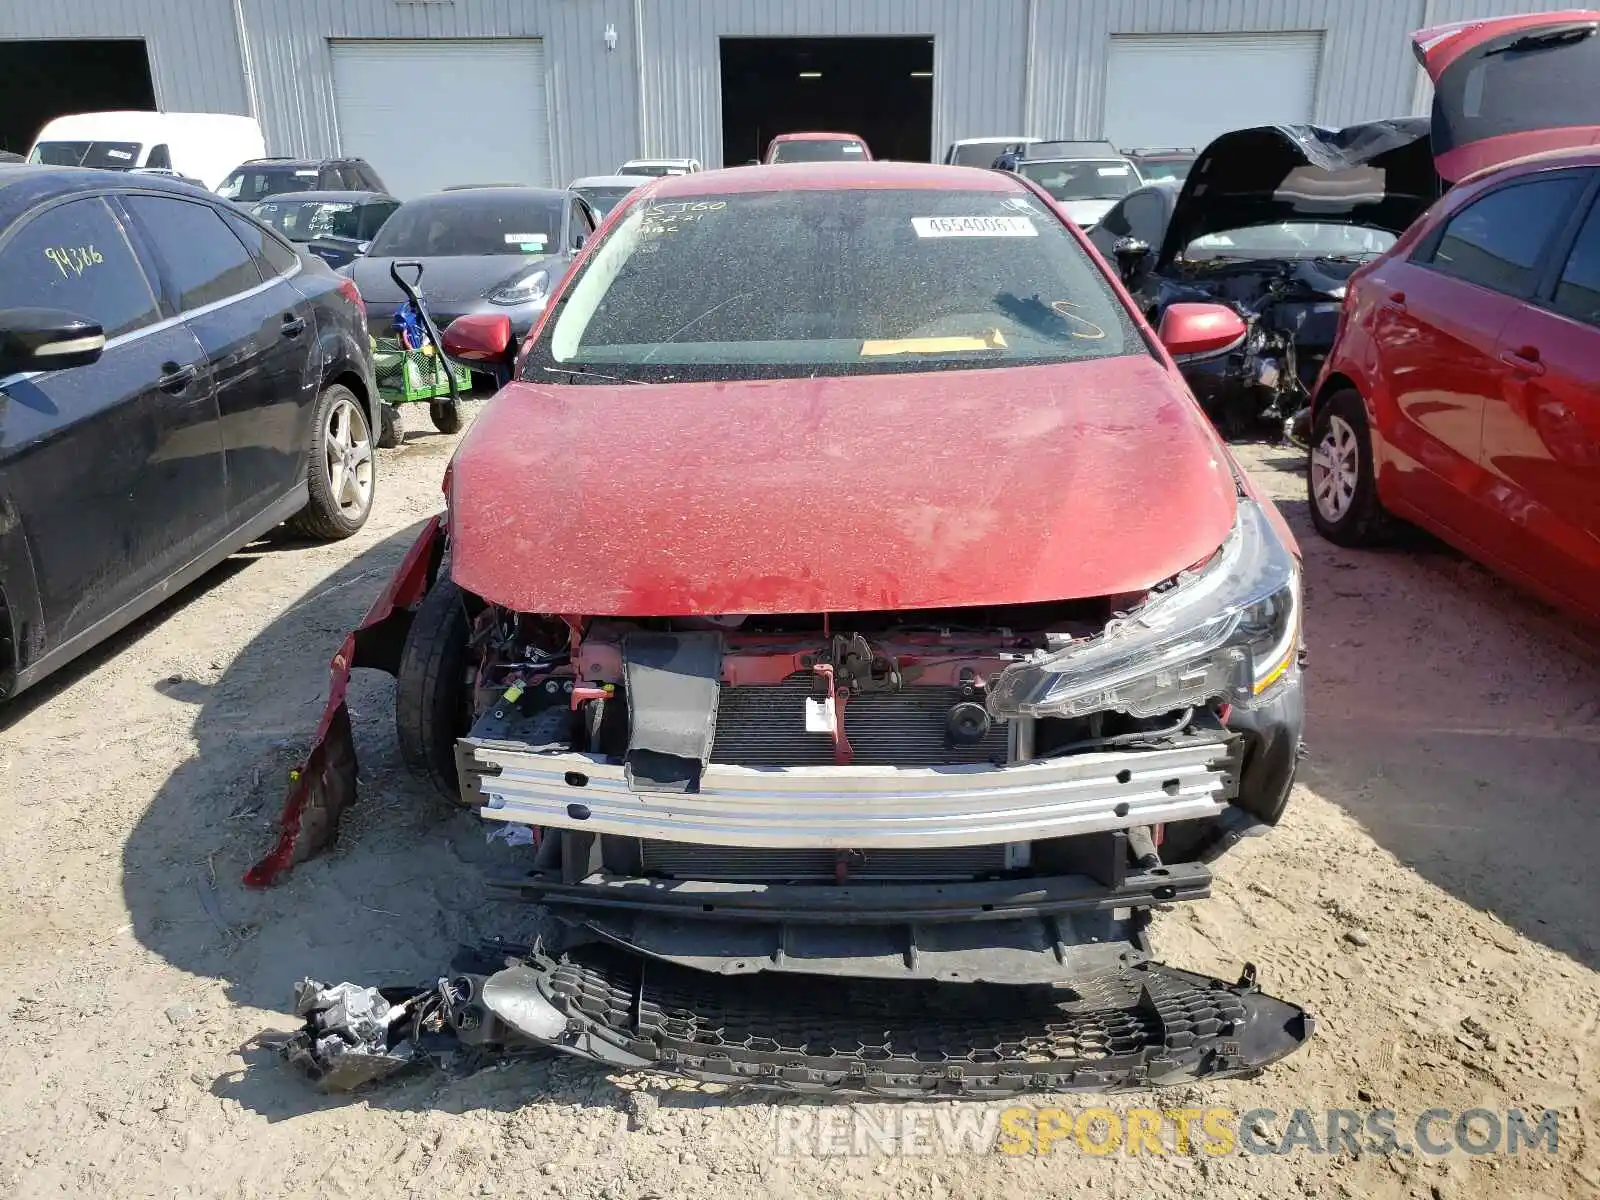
1096,118 -> 1437,439
260,161 -> 1313,1098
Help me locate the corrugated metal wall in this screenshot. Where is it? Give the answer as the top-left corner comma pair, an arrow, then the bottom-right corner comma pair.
1,0 -> 250,116
15,0 -> 1571,176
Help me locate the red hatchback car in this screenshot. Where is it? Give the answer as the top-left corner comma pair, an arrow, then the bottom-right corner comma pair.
1308,11 -> 1600,624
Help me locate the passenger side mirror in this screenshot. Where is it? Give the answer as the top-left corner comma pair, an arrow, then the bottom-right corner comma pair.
0,308 -> 105,376
1112,236 -> 1151,285
442,312 -> 513,362
573,232 -> 587,251
1157,303 -> 1247,362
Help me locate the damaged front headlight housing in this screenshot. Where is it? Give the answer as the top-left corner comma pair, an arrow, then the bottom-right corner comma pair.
987,497 -> 1300,720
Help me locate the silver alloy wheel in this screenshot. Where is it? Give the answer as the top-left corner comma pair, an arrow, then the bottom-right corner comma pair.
325,395 -> 374,519
1311,414 -> 1359,523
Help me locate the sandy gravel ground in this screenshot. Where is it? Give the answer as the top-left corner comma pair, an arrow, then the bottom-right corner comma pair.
1,412 -> 1597,1200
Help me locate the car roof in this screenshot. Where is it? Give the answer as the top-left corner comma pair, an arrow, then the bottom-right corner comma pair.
771,131 -> 865,142
251,189 -> 392,204
0,162 -> 224,224
32,111 -> 259,140
571,175 -> 653,188
1459,141 -> 1600,184
650,161 -> 1023,197
1019,156 -> 1133,165
951,136 -> 1038,146
237,156 -> 360,167
622,157 -> 696,165
404,185 -> 568,204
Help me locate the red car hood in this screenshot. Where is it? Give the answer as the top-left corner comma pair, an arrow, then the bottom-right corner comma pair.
447,358 -> 1238,615
1414,10 -> 1600,182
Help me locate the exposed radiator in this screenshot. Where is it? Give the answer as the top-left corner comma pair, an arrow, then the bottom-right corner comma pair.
637,841 -> 1015,882
710,674 -> 1008,767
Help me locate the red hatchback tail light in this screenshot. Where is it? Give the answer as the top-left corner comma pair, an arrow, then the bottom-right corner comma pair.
336,276 -> 362,309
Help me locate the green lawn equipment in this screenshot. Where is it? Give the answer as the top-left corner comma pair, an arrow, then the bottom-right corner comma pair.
373,260 -> 469,446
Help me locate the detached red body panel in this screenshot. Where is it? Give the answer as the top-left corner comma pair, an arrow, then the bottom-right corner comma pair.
447,357 -> 1239,616
245,514 -> 444,887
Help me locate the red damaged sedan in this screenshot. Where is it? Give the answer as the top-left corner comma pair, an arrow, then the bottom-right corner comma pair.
1309,10 -> 1600,624
266,161 -> 1312,1097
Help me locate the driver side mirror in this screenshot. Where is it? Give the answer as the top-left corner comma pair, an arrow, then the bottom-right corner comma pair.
442,312 -> 513,362
573,232 -> 587,251
1112,236 -> 1151,286
0,308 -> 105,377
1157,303 -> 1248,363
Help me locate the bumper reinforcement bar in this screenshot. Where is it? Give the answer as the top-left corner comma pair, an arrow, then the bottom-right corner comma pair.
285,942 -> 1313,1097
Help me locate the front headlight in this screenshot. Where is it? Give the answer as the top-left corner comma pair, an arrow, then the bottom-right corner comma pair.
1326,284 -> 1347,300
489,268 -> 550,306
986,497 -> 1300,719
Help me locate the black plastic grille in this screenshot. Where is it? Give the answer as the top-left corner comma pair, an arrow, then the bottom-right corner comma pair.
546,945 -> 1250,1068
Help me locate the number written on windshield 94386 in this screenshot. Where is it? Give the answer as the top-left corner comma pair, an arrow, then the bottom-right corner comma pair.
44,245 -> 105,278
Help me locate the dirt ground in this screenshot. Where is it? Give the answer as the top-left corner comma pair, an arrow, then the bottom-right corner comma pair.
2,411 -> 1597,1200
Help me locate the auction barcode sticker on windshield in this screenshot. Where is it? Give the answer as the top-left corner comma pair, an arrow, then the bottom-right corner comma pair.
912,215 -> 1037,238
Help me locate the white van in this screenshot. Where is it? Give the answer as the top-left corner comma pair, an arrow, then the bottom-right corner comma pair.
27,111 -> 266,191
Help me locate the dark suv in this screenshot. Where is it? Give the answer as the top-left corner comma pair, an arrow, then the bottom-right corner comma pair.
217,157 -> 388,205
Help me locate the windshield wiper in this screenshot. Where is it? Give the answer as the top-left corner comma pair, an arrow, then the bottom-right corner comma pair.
538,365 -> 650,385
1487,24 -> 1596,55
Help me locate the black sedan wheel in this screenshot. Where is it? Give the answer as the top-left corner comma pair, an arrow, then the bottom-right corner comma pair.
289,384 -> 376,540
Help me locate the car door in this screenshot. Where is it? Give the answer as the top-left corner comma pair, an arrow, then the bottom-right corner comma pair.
1478,176 -> 1600,615
0,193 -> 222,655
122,193 -> 319,527
1367,172 -> 1587,532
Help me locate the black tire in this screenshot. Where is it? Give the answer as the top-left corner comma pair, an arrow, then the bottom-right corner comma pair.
1307,388 -> 1390,547
429,400 -> 464,434
395,575 -> 473,804
376,401 -> 402,449
287,384 -> 376,540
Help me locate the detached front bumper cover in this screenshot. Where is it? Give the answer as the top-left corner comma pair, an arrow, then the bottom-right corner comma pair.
285,943 -> 1313,1098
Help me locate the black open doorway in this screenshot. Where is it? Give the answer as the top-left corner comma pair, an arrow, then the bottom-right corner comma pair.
0,39 -> 156,155
719,37 -> 934,166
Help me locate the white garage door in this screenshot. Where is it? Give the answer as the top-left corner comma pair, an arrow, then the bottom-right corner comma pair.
1104,33 -> 1323,152
330,39 -> 552,199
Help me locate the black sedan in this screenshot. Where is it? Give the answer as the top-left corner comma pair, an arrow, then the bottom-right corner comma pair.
0,165 -> 379,699
343,186 -> 596,349
250,189 -> 400,269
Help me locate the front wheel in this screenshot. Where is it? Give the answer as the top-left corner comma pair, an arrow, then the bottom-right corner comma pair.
395,575 -> 474,804
288,384 -> 376,540
1307,388 -> 1389,546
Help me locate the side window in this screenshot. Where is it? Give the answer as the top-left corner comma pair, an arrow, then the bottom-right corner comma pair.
1423,177 -> 1585,296
361,201 -> 399,240
1123,193 -> 1165,246
123,195 -> 263,310
0,197 -> 161,340
1552,196 -> 1600,327
568,198 -> 593,247
222,208 -> 298,277
1097,201 -> 1131,238
146,144 -> 172,170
